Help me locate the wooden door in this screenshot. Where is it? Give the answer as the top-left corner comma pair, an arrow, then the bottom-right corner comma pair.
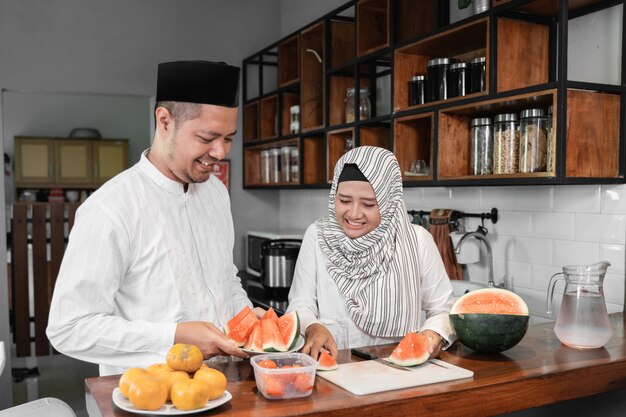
14,137 -> 55,184
55,139 -> 93,184
92,139 -> 129,183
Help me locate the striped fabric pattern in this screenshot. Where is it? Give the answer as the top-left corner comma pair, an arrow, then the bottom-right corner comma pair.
316,146 -> 421,337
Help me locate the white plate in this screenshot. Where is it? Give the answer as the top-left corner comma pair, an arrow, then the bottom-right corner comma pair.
242,335 -> 305,356
112,388 -> 232,415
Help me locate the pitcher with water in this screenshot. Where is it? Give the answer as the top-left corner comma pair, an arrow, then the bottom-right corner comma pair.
546,261 -> 612,349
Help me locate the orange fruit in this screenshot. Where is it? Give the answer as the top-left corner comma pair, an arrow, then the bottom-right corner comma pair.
194,367 -> 228,400
156,370 -> 190,401
171,379 -> 211,411
258,359 -> 278,369
146,363 -> 173,376
128,374 -> 168,411
166,343 -> 204,373
191,363 -> 210,377
118,368 -> 149,398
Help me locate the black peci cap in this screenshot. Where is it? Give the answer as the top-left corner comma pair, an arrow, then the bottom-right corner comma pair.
156,61 -> 240,107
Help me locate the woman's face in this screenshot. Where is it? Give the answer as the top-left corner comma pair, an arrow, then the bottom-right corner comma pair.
334,180 -> 381,239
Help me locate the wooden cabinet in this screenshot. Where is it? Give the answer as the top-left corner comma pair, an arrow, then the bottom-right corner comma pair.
14,136 -> 129,192
242,0 -> 625,188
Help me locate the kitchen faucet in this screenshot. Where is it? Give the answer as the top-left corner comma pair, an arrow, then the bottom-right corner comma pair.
453,226 -> 503,288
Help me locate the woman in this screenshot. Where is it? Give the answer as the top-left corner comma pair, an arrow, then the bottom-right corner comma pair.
287,146 -> 456,360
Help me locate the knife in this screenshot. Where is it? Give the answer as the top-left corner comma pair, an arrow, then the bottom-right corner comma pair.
351,348 -> 412,372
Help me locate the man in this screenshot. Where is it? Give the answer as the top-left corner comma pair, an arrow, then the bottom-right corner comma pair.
47,61 -> 255,376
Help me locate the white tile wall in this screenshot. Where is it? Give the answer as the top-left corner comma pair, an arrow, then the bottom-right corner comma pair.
279,183 -> 626,309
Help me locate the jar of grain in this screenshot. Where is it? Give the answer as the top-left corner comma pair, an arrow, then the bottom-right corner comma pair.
470,117 -> 493,175
546,105 -> 555,174
519,108 -> 549,173
493,113 -> 520,174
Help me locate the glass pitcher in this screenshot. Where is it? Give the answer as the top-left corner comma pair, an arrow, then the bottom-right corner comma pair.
546,261 -> 612,349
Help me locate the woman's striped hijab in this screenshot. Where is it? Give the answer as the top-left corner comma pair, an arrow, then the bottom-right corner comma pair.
316,146 -> 421,337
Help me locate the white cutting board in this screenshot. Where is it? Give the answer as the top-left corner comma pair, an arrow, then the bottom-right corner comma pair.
317,359 -> 473,395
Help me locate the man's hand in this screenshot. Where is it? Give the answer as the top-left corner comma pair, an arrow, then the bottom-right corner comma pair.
419,329 -> 444,359
301,323 -> 338,360
175,321 -> 247,359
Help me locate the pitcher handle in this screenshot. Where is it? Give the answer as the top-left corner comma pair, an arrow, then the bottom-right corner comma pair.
546,272 -> 564,315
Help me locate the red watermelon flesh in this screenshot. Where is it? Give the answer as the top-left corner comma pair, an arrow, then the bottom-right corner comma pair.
261,318 -> 288,352
388,332 -> 430,367
224,306 -> 258,347
277,311 -> 300,350
262,307 -> 279,322
244,321 -> 263,351
317,349 -> 338,371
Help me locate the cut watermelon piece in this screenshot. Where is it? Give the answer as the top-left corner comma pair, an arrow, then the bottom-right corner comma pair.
317,349 -> 338,371
244,321 -> 263,352
261,318 -> 288,352
388,332 -> 430,367
224,306 -> 258,347
277,311 -> 300,350
262,307 -> 279,322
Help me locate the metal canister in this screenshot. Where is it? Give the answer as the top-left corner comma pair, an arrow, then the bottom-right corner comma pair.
426,58 -> 452,102
409,75 -> 425,106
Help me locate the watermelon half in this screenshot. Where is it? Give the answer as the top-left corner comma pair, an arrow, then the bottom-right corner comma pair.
449,288 -> 529,353
317,349 -> 338,371
224,306 -> 259,347
388,332 -> 430,367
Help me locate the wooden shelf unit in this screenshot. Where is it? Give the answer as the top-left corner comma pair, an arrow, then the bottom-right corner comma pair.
242,0 -> 625,189
278,35 -> 300,87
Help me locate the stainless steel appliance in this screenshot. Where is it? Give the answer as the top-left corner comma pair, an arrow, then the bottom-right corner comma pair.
261,239 -> 301,288
246,230 -> 304,278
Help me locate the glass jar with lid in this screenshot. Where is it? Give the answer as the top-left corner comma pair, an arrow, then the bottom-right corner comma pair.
447,62 -> 468,98
519,108 -> 549,173
470,57 -> 486,93
289,146 -> 299,183
344,87 -> 372,123
470,117 -> 493,175
493,113 -> 520,174
260,150 -> 271,183
426,58 -> 453,102
269,148 -> 281,183
546,105 -> 555,174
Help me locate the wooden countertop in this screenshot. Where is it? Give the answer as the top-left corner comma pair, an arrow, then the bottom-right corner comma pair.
85,313 -> 626,417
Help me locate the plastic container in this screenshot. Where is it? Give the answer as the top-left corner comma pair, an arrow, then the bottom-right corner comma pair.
493,113 -> 520,174
447,62 -> 468,98
344,88 -> 371,123
409,75 -> 425,106
426,58 -> 452,102
519,108 -> 549,173
260,150 -> 271,183
250,353 -> 318,400
470,117 -> 493,175
470,57 -> 486,93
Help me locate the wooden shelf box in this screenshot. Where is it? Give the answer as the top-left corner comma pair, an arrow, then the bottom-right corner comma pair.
281,92 -> 300,136
260,95 -> 279,140
302,135 -> 326,185
360,125 -> 390,149
243,101 -> 259,143
357,0 -> 390,57
330,19 -> 356,69
327,128 -> 355,181
394,113 -> 434,181
244,139 -> 299,187
278,35 -> 300,87
394,18 -> 489,112
301,22 -> 326,132
393,0 -> 439,44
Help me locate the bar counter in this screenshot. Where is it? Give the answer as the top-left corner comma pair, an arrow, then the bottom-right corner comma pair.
85,313 -> 626,417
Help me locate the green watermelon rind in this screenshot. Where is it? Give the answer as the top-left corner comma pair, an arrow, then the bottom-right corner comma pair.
450,313 -> 529,353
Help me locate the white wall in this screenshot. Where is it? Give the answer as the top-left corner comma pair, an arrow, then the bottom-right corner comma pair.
0,0 -> 284,407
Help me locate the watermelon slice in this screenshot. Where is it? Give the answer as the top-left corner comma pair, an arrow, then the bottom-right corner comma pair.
261,318 -> 288,352
317,349 -> 338,371
388,332 -> 430,367
277,311 -> 300,350
224,306 -> 259,347
262,307 -> 279,322
244,321 -> 263,352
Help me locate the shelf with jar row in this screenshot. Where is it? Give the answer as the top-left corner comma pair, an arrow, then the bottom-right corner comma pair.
241,0 -> 625,188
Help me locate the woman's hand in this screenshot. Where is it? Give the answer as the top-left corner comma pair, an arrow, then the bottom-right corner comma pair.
175,321 -> 248,359
419,329 -> 444,359
301,323 -> 338,360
